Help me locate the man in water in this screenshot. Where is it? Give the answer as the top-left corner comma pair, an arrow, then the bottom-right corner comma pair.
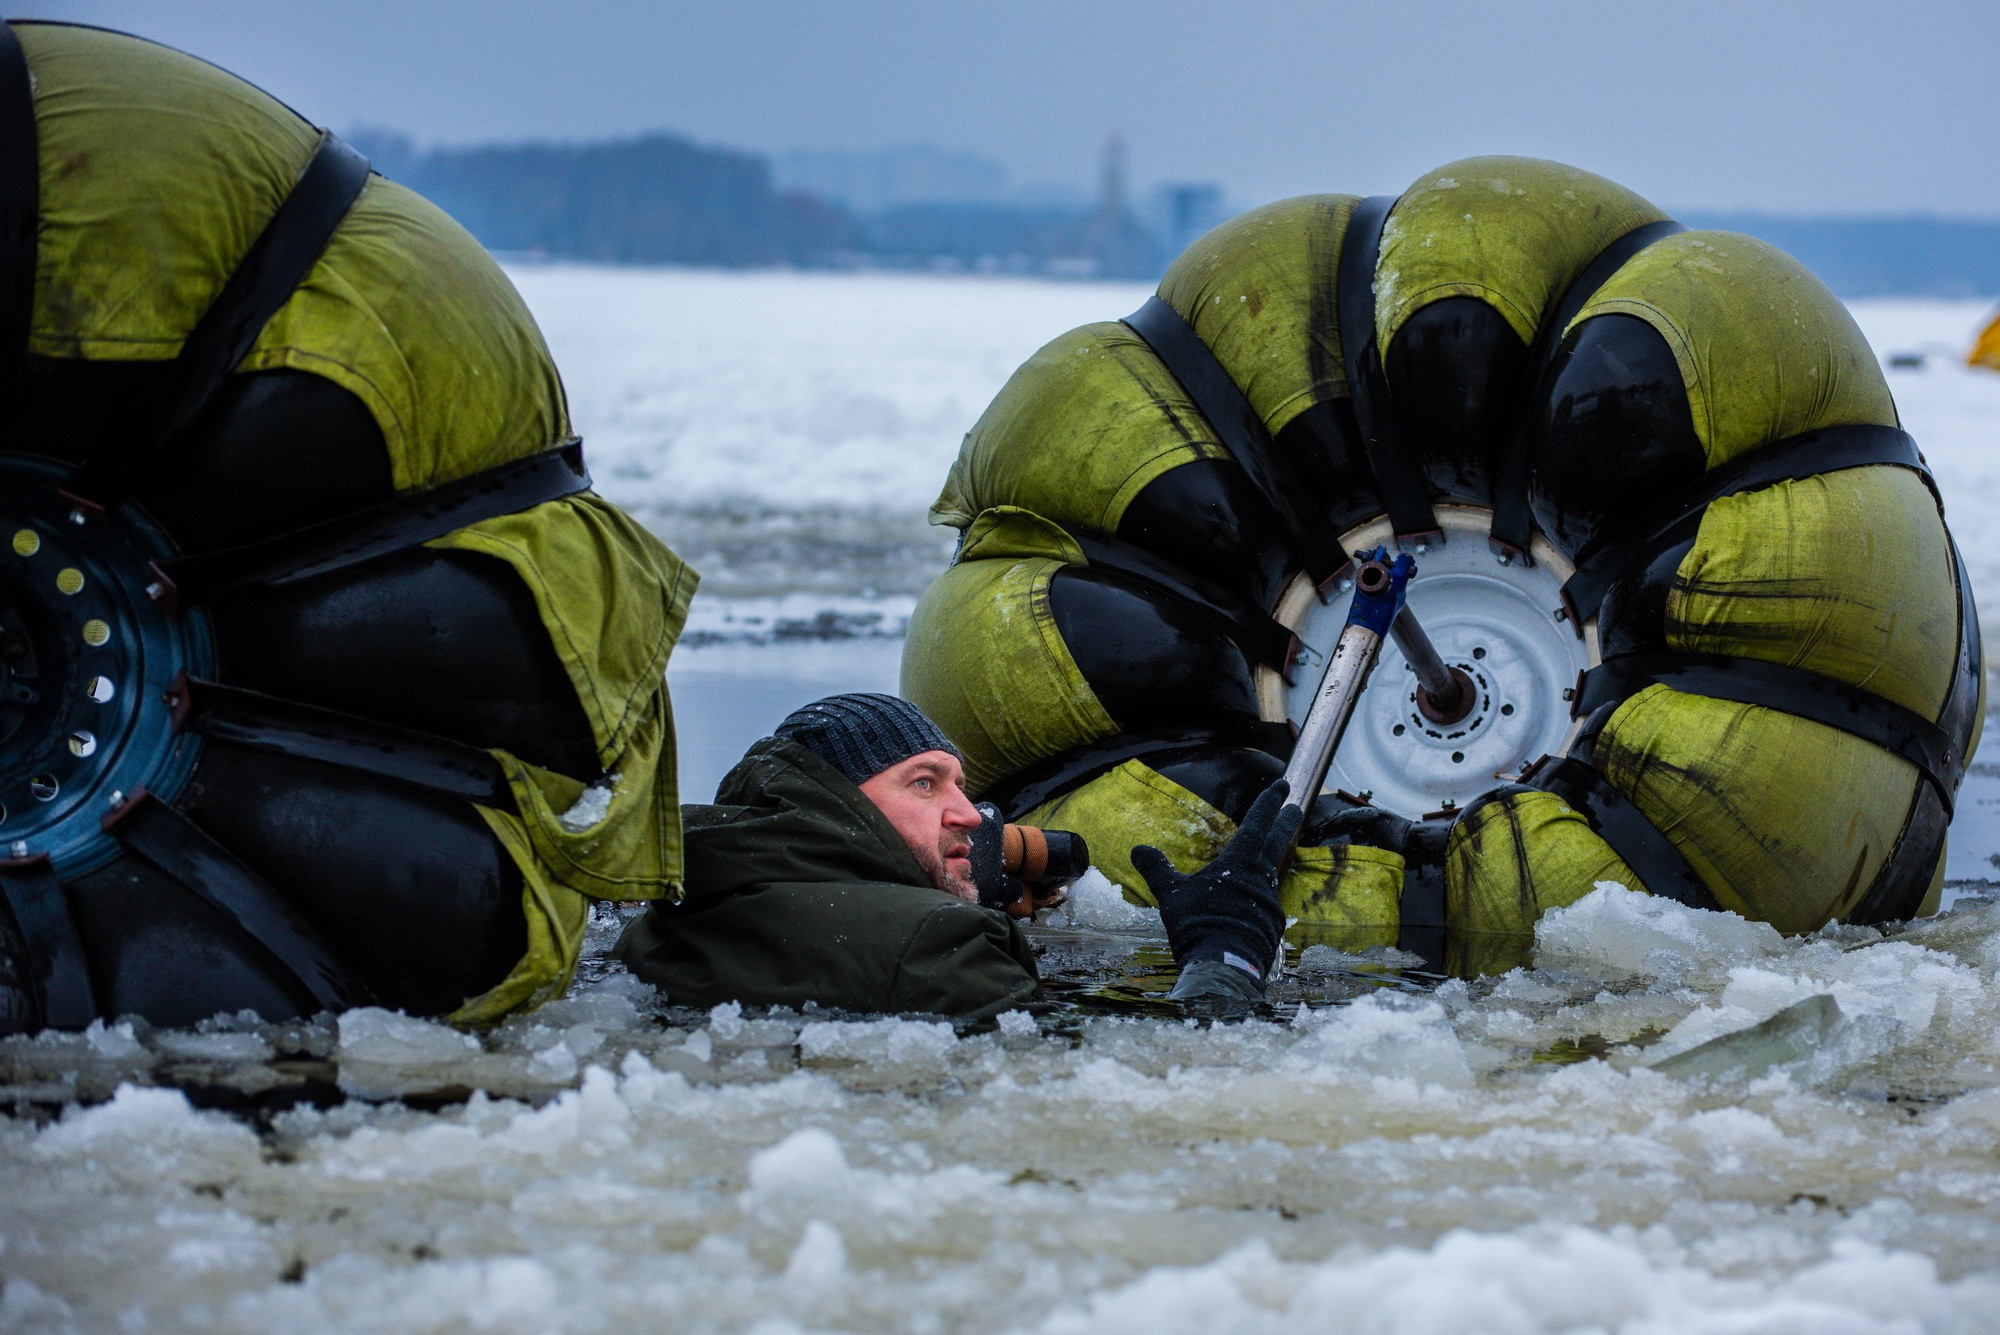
615,693 -> 1298,1020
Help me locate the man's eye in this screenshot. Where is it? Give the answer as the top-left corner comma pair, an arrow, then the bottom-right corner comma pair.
913,777 -> 933,792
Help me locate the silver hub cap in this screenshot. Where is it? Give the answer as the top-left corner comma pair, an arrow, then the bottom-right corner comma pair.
1259,506 -> 1599,819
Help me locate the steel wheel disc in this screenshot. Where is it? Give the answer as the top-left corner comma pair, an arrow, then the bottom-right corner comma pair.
1260,505 -> 1600,818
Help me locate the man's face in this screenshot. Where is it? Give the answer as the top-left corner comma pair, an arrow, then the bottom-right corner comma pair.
858,750 -> 982,902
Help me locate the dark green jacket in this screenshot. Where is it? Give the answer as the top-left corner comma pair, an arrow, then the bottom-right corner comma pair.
614,737 -> 1041,1020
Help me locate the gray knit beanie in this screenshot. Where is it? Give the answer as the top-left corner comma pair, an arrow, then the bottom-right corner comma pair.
774,693 -> 962,785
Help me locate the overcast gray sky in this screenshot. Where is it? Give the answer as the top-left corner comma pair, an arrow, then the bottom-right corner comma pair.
27,0 -> 2000,215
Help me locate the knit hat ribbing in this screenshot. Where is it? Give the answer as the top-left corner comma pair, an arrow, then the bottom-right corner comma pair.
773,693 -> 962,785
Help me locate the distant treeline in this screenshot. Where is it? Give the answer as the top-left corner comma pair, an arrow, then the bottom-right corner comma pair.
354,128 -> 1163,277
352,131 -> 2000,295
355,130 -> 844,267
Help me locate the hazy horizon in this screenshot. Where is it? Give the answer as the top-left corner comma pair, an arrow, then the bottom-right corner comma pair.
22,0 -> 2000,218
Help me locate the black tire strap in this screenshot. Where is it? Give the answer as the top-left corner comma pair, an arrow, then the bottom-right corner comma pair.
67,131 -> 373,508
0,852 -> 97,1030
1847,775 -> 1949,927
979,720 -> 1296,820
1575,651 -> 1961,816
174,677 -> 514,807
161,439 -> 589,601
1123,296 -> 1340,583
1842,535 -> 1975,925
1561,424 -> 1928,622
1336,194 -> 1439,546
104,791 -> 364,1014
0,20 -> 37,395
1526,756 -> 1721,911
1488,218 -> 1687,558
1061,523 -> 1299,679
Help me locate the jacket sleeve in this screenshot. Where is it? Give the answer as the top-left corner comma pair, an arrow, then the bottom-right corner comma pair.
889,902 -> 1041,1021
1167,957 -> 1265,1017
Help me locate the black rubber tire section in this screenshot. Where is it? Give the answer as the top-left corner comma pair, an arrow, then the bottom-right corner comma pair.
1384,296 -> 1531,506
1117,458 -> 1296,610
208,546 -> 600,781
1528,313 -> 1707,556
1048,566 -> 1260,733
179,746 -> 527,1013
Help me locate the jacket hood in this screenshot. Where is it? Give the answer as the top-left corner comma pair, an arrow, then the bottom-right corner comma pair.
680,736 -> 936,901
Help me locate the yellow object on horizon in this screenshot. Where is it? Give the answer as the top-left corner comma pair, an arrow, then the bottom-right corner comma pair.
1972,309 -> 2000,371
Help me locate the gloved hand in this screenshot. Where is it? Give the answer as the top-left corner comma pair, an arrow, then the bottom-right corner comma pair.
968,802 -> 1022,911
970,802 -> 1086,918
1131,779 -> 1302,986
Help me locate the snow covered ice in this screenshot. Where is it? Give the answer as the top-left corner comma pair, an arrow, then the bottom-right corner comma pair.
13,888 -> 2000,1332
5,272 -> 2000,1332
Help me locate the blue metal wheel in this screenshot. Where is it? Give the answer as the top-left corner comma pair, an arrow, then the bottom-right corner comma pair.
0,459 -> 213,877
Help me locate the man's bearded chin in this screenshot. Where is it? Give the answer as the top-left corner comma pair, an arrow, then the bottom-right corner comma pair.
915,838 -> 977,902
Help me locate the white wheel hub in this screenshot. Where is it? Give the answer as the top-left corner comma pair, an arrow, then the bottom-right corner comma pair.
1259,505 -> 1599,819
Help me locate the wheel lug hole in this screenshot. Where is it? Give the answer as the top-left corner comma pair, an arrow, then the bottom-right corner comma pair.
28,774 -> 58,802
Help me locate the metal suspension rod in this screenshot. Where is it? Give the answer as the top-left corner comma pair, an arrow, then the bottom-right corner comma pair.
1391,605 -> 1470,722
1280,555 -> 1407,810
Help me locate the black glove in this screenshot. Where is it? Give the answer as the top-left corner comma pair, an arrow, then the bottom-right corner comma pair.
1131,779 -> 1302,985
970,802 -> 1088,918
968,803 -> 1020,910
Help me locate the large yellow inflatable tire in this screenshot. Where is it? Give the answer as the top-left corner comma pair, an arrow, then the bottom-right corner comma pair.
904,158 -> 1980,965
0,23 -> 694,1033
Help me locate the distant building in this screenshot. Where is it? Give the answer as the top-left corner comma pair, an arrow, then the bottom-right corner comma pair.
1156,182 -> 1227,260
1048,135 -> 1159,280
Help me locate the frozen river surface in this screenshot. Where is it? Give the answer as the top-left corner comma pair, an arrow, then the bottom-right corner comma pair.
4,275 -> 2000,1333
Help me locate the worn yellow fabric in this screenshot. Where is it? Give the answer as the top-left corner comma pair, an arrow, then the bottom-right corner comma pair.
1445,789 -> 1641,934
1020,759 -> 1401,935
433,496 -> 695,768
21,23 -> 693,1020
248,178 -> 570,490
19,24 -> 569,486
1020,759 -> 1234,906
1594,686 -> 1921,933
1158,194 -> 1356,436
1375,157 -> 1668,350
901,510 -> 1114,795
950,505 -> 1088,567
20,22 -> 320,361
929,321 -> 1225,534
1570,231 -> 1898,468
448,693 -> 678,1027
450,808 -> 593,1026
1668,468 -> 1956,717
1282,843 -> 1403,937
434,497 -> 695,1023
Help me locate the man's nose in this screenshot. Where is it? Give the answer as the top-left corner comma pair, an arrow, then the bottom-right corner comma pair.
943,790 -> 982,829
